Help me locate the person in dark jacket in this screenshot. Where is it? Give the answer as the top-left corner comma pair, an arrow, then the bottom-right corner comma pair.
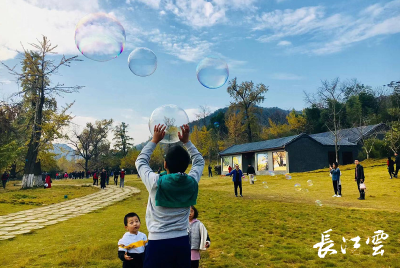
1,171 -> 9,189
100,169 -> 107,189
247,164 -> 255,185
355,160 -> 365,200
224,164 -> 243,197
329,162 -> 341,197
208,165 -> 212,177
388,157 -> 395,179
394,152 -> 400,178
114,170 -> 120,186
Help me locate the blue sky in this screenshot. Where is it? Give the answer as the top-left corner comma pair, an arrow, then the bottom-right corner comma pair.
0,0 -> 399,144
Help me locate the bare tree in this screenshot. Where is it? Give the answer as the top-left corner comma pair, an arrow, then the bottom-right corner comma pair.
306,78 -> 345,162
68,119 -> 113,176
195,105 -> 211,128
1,36 -> 82,188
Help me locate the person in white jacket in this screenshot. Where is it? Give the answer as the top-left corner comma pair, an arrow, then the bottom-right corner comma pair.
189,206 -> 210,268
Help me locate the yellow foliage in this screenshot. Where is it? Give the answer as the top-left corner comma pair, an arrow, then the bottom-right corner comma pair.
225,112 -> 245,145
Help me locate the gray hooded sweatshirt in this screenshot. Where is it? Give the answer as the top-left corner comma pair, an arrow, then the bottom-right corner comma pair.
135,141 -> 205,240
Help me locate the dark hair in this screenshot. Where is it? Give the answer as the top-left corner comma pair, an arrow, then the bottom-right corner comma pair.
165,145 -> 190,173
333,162 -> 339,167
124,212 -> 140,226
191,206 -> 198,219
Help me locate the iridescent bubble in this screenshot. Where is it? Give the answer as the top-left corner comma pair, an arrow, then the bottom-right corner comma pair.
264,185 -> 269,189
294,183 -> 301,191
128,47 -> 157,77
315,200 -> 323,206
262,181 -> 267,184
269,171 -> 276,176
75,13 -> 126,62
253,177 -> 257,181
214,122 -> 220,128
302,188 -> 309,193
196,56 -> 229,89
285,173 -> 292,180
149,104 -> 189,144
307,180 -> 313,186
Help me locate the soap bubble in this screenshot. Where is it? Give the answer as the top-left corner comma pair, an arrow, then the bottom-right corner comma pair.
196,56 -> 229,89
149,105 -> 189,144
214,122 -> 220,128
262,181 -> 267,184
315,200 -> 323,206
128,47 -> 157,77
75,13 -> 126,61
285,173 -> 292,180
294,183 -> 301,191
253,177 -> 257,181
307,180 -> 313,186
264,185 -> 269,189
269,171 -> 276,176
302,189 -> 309,193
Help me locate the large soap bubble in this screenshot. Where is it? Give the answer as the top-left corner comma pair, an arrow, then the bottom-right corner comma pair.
128,48 -> 157,77
75,13 -> 126,62
149,105 -> 189,144
196,56 -> 229,89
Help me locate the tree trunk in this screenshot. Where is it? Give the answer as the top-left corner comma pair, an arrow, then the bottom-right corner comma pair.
245,108 -> 252,143
21,87 -> 45,188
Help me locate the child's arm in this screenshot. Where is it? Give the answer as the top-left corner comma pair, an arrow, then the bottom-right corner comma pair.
179,125 -> 205,183
135,141 -> 159,192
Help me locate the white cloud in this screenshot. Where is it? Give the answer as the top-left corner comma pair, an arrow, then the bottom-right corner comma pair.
160,10 -> 166,15
0,0 -> 102,61
126,0 -> 161,9
277,40 -> 291,46
252,0 -> 400,55
269,73 -> 303,80
148,30 -> 213,62
165,0 -> 227,28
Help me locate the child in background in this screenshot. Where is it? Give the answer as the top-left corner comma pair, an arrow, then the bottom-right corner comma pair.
118,212 -> 148,268
135,124 -> 205,268
189,206 -> 210,268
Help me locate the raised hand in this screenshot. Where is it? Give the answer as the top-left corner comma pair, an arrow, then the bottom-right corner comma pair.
151,124 -> 166,144
178,124 -> 190,144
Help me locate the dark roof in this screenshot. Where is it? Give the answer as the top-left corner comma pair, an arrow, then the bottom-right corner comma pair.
219,134 -> 302,156
310,123 -> 385,145
219,123 -> 386,156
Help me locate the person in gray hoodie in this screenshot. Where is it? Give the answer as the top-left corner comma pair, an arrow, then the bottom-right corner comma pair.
135,124 -> 205,268
189,206 -> 210,268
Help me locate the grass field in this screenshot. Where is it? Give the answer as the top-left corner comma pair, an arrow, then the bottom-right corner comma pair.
1,159 -> 400,267
0,182 -> 99,215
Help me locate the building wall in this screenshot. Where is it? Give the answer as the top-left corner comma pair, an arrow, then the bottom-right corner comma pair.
286,136 -> 327,172
286,137 -> 361,172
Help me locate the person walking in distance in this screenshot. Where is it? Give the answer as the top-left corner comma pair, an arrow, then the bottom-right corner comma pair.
355,159 -> 365,200
120,169 -> 126,188
114,169 -> 120,186
208,165 -> 212,177
1,171 -> 9,189
224,164 -> 243,197
394,152 -> 400,178
100,168 -> 107,189
388,157 -> 395,179
247,164 -> 255,185
329,162 -> 341,197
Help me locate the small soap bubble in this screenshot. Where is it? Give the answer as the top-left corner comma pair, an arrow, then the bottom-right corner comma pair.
269,171 -> 275,176
285,173 -> 291,180
307,180 -> 313,186
128,47 -> 157,77
315,200 -> 323,206
294,183 -> 301,191
196,56 -> 229,89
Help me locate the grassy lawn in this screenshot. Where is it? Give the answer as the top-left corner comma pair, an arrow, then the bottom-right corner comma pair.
1,159 -> 400,267
0,180 -> 99,215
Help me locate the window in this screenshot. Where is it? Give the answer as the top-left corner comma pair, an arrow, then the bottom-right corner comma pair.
273,152 -> 286,171
232,155 -> 242,169
257,153 -> 268,171
222,156 -> 231,172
